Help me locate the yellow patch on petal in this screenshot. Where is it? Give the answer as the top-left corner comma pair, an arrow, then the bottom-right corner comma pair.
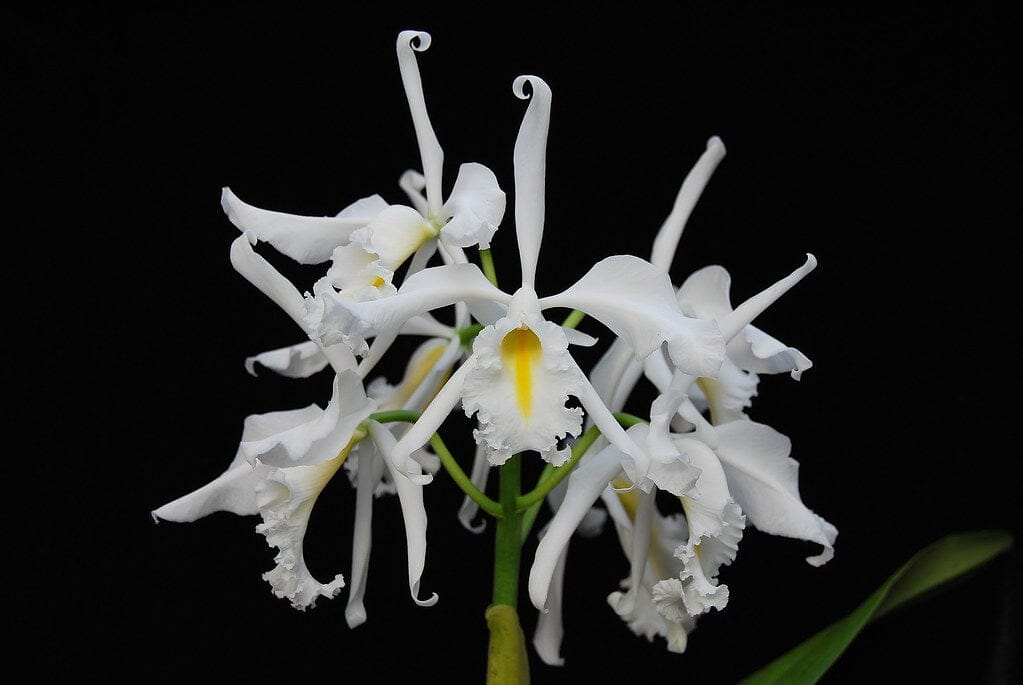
500,327 -> 542,420
695,377 -> 721,424
372,276 -> 385,288
387,341 -> 451,410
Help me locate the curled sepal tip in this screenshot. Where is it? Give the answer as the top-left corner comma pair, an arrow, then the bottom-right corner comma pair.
397,29 -> 431,52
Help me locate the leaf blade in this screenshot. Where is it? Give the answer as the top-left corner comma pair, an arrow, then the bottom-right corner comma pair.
739,530 -> 1013,685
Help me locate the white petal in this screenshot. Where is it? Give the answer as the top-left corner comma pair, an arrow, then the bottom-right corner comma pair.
695,360 -> 759,425
222,187 -> 386,264
397,31 -> 444,218
512,75 -> 553,287
677,265 -> 734,321
150,406 -> 321,522
241,370 -> 374,468
462,312 -> 583,466
541,255 -> 725,378
345,439 -> 387,628
529,443 -> 623,610
367,421 -> 437,607
680,264 -> 813,380
672,437 -> 745,615
255,449 -> 348,610
650,137 -> 727,272
310,263 -> 508,351
589,337 -> 640,412
399,312 -> 456,338
245,340 -> 329,378
729,324 -> 813,380
230,235 -> 358,374
533,545 -> 568,666
439,163 -> 506,250
714,420 -> 836,565
457,442 -> 491,533
354,205 -> 438,269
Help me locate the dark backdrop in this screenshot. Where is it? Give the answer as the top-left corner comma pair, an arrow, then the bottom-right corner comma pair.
16,3 -> 1019,682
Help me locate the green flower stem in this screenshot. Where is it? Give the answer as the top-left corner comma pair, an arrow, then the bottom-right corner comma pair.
480,248 -> 499,288
560,309 -> 586,329
368,410 -> 503,518
612,411 -> 649,428
492,454 -> 523,607
518,412 -> 649,542
517,424 -> 601,513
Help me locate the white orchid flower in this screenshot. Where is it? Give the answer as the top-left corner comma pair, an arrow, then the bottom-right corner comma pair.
675,263 -> 812,424
322,30 -> 506,302
308,74 -> 726,486
154,370 -> 440,612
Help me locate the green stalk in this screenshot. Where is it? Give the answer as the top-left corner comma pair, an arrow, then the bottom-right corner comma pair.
492,454 -> 522,606
480,248 -> 499,288
368,410 -> 502,518
560,309 -> 586,329
486,454 -> 529,684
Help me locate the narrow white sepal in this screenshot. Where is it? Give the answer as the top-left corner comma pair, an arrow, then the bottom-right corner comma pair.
650,136 -> 727,272
367,420 -> 438,607
457,442 -> 491,533
396,31 -> 443,218
533,545 -> 569,666
512,75 -> 553,287
718,254 -> 817,343
389,354 -> 477,483
345,440 -> 387,628
230,235 -> 358,373
529,444 -> 623,610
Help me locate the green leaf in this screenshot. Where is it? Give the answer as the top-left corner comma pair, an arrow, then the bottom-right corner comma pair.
739,530 -> 1013,685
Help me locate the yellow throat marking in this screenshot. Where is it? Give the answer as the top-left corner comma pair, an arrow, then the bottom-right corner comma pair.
500,327 -> 542,419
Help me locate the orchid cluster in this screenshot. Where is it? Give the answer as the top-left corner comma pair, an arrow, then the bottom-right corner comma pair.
154,30 -> 835,678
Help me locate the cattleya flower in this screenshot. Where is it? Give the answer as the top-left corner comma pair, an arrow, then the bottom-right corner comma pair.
223,31 -> 504,313
308,74 -> 726,489
524,139 -> 834,661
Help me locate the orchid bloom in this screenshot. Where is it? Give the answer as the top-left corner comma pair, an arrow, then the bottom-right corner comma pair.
524,137 -> 831,660
322,31 -> 506,304
308,74 -> 726,488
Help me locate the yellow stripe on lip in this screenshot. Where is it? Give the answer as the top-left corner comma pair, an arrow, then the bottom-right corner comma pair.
500,326 -> 542,419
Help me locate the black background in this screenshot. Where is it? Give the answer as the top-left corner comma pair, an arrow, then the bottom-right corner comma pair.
15,3 -> 1020,682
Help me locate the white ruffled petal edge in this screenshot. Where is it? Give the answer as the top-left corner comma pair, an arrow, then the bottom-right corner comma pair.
440,162 -> 506,250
